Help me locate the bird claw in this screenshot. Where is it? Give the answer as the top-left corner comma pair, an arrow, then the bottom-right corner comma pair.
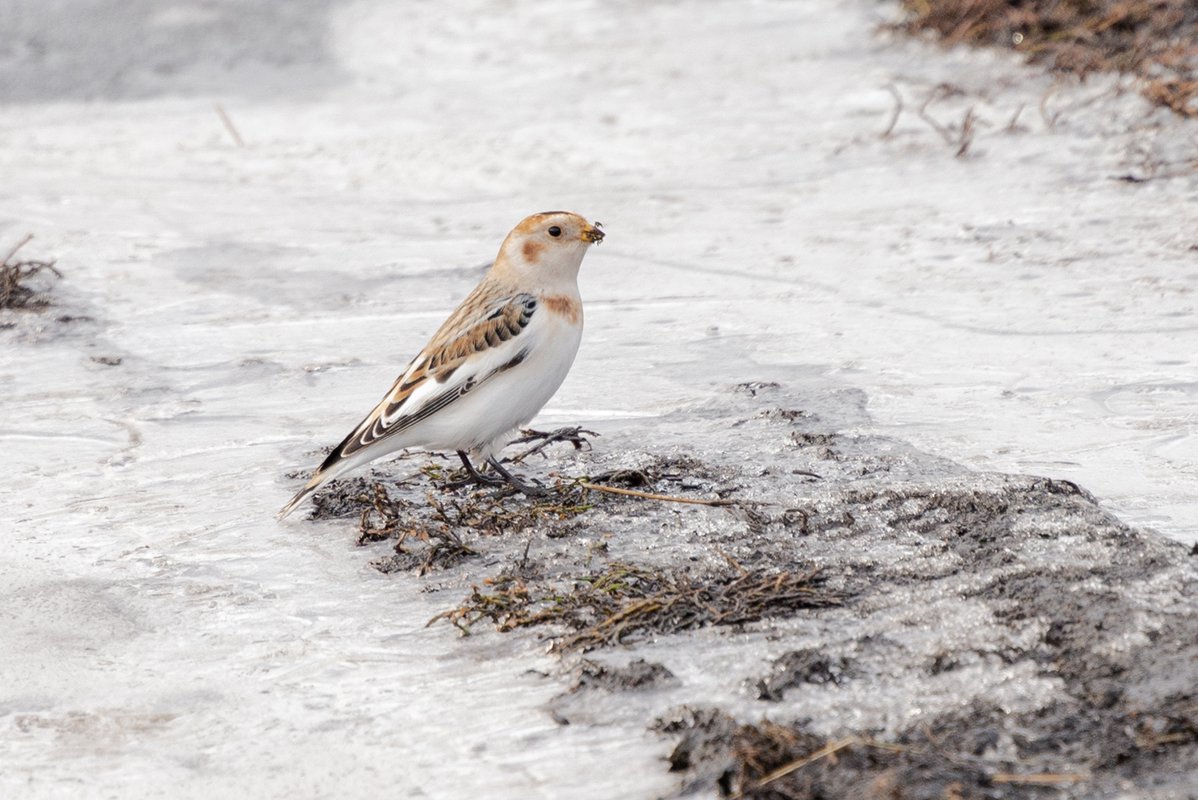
507,478 -> 550,498
506,426 -> 599,463
485,456 -> 552,497
448,450 -> 551,497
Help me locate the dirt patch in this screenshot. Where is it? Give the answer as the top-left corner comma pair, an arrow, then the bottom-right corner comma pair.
659,686 -> 1197,799
571,658 -> 680,693
657,704 -> 1087,799
651,473 -> 1198,797
306,476 -> 379,520
777,477 -> 1132,571
754,649 -> 853,702
893,0 -> 1198,116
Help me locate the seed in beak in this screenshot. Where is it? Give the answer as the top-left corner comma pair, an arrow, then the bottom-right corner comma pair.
585,223 -> 606,244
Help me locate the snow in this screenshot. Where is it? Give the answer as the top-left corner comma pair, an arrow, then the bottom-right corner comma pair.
3,0 -> 1197,797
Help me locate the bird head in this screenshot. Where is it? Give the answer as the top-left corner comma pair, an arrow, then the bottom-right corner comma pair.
494,211 -> 604,287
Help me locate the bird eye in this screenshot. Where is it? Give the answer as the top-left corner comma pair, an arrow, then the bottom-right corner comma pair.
547,226 -> 562,238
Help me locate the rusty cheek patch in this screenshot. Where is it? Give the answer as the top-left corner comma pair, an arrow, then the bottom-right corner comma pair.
522,240 -> 545,262
542,294 -> 581,324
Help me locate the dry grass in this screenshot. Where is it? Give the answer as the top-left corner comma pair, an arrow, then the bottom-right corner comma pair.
354,479 -> 592,574
1,235 -> 61,311
429,560 -> 840,652
302,449 -> 740,576
895,0 -> 1198,116
356,483 -> 478,575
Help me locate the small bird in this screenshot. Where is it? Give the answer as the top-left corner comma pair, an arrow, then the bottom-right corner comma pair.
278,211 -> 605,519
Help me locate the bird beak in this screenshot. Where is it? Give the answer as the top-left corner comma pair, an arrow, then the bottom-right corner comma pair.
581,222 -> 605,244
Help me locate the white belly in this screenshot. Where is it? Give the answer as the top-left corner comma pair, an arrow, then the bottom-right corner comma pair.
408,313 -> 583,457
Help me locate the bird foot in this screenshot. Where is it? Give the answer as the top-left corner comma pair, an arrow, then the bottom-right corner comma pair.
449,450 -> 550,497
485,456 -> 552,497
506,426 -> 599,463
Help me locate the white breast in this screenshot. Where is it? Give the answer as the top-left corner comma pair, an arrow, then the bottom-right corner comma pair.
404,307 -> 583,458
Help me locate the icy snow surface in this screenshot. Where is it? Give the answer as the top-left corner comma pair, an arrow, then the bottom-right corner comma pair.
2,0 -> 1197,797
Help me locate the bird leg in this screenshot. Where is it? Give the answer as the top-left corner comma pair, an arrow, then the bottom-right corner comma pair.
447,451 -> 550,497
449,450 -> 505,488
485,456 -> 550,497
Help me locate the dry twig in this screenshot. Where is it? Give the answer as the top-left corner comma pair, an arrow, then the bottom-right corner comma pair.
955,106 -> 978,157
2,233 -> 34,267
880,84 -> 904,138
918,85 -> 959,144
214,103 -> 245,147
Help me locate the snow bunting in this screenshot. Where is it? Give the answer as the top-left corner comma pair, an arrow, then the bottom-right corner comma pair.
278,211 -> 604,519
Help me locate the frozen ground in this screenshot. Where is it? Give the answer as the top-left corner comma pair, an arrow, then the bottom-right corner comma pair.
3,0 -> 1197,798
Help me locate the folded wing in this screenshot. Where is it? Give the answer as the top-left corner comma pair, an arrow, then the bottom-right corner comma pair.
323,290 -> 538,465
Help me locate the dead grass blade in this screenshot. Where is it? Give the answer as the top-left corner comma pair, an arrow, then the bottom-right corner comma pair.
990,771 -> 1089,784
214,103 -> 245,147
